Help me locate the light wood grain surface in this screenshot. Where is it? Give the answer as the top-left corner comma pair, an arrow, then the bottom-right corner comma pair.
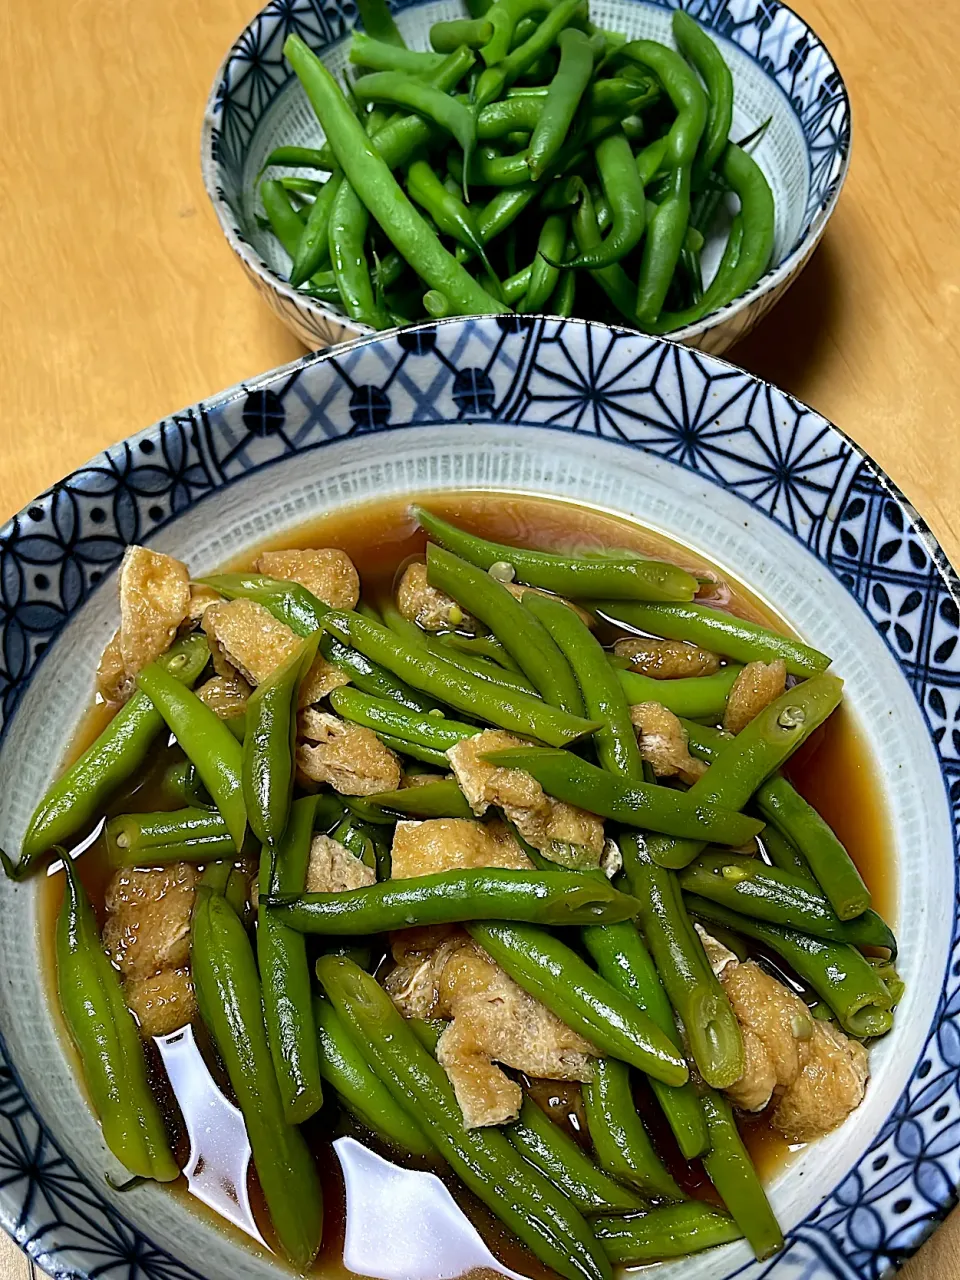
1,0 -> 958,1277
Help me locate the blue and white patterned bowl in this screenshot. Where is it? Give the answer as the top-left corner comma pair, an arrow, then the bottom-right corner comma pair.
0,318 -> 956,1280
200,0 -> 851,356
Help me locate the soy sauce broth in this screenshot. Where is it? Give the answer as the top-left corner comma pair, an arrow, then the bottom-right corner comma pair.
39,490 -> 896,1278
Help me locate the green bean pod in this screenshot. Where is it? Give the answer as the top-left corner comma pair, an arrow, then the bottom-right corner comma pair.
329,685 -> 475,751
431,16 -> 494,49
700,1090 -> 783,1260
527,28 -> 595,180
105,807 -> 239,867
258,144 -> 330,175
350,33 -> 445,74
566,132 -> 647,268
317,956 -> 613,1280
259,796 -> 325,1125
192,887 -> 323,1269
265,867 -> 641,932
376,733 -> 451,767
583,1058 -> 683,1200
370,778 -> 474,819
289,173 -> 341,286
381,601 -> 538,695
594,1201 -> 743,1263
137,663 -> 247,850
3,634 -> 209,879
616,663 -> 741,719
684,895 -> 896,1037
475,0 -> 588,107
672,11 -> 733,189
407,158 -> 489,262
508,1097 -> 644,1214
356,0 -> 406,47
467,922 -> 688,1084
159,760 -> 212,808
414,506 -> 697,601
57,858 -> 179,1181
200,572 -> 330,634
517,213 -> 566,312
320,633 -> 442,712
440,630 -> 523,671
329,179 -> 392,328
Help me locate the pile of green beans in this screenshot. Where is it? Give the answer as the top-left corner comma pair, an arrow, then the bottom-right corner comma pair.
16,502 -> 905,1279
254,4 -> 775,332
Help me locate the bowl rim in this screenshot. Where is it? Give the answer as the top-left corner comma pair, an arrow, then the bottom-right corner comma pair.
0,316 -> 955,1280
199,0 -> 853,347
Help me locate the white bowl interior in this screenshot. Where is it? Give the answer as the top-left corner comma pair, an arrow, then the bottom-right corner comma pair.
0,424 -> 948,1280
241,0 -> 809,311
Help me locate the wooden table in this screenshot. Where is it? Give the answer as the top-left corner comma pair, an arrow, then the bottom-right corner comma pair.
1,0 -> 958,1276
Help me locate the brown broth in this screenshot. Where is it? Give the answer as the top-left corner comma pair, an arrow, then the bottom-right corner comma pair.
38,489 -> 896,1279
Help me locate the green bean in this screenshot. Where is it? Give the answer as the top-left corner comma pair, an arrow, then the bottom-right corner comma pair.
684,895 -> 895,1038
527,28 -> 595,179
761,821 -> 814,881
483,747 -> 763,844
481,0 -> 550,65
192,887 -> 323,1268
431,17 -> 493,49
352,70 -> 477,169
329,179 -> 392,328
259,796 -> 324,1124
522,589 -> 642,778
329,685 -> 476,751
757,775 -> 871,920
376,733 -> 451,767
260,178 -> 310,263
567,132 -> 647,269
476,0 -> 588,107
317,956 -> 613,1280
350,33 -> 444,74
679,853 -> 896,953
265,867 -> 641,932
468,922 -> 688,1084
285,36 -> 506,316
331,813 -> 378,872
584,1059 -> 683,1200
594,1201 -> 743,1263
105,807 -> 238,867
159,759 -> 211,808
415,507 -> 696,602
381,600 -> 539,694
582,922 -> 708,1159
673,11 -> 733,189
499,263 -> 533,303
370,778 -> 473,819
616,662 -> 741,718
137,663 -> 247,850
426,543 -> 583,712
440,631 -> 523,671
407,159 -> 489,264
700,1091 -> 783,1260
258,144 -> 329,176
200,571 -> 329,633
320,633 -> 442,712
449,146 -> 530,188
591,599 -> 830,677
518,213 -> 566,312
57,858 -> 179,1182
620,835 -> 743,1089
477,94 -> 544,137
289,173 -> 341,286
314,995 -> 434,1153
356,0 -> 405,45
321,609 -> 599,745
509,1097 -> 643,1214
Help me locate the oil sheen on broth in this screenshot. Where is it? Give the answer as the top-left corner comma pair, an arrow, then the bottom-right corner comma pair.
41,491 -> 895,1279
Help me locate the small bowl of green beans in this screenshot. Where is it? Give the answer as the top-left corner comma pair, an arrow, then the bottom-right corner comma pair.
201,0 -> 850,352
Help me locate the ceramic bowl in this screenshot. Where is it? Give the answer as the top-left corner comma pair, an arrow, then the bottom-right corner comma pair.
201,0 -> 851,356
0,317 -> 956,1280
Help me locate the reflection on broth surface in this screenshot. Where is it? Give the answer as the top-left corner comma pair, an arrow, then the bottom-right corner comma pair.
38,491 -> 896,1279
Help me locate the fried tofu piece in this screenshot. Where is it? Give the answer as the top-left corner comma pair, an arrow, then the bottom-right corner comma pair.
629,702 -> 707,785
297,710 -> 401,795
390,818 -> 532,879
396,562 -> 478,632
698,927 -> 867,1136
385,927 -> 467,1019
202,598 -> 300,685
401,771 -> 452,788
724,659 -> 787,736
256,549 -> 360,610
614,636 -> 720,678
185,583 -> 222,625
298,653 -> 350,706
96,548 -> 191,702
125,967 -> 196,1039
196,673 -> 251,721
103,864 -> 199,982
305,833 -> 376,893
447,730 -> 604,863
96,630 -> 127,704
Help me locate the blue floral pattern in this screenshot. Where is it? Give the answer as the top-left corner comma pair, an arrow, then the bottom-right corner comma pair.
0,317 -> 957,1279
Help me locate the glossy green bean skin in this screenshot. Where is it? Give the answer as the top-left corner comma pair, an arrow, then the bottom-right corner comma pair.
370,778 -> 473,819
568,185 -> 635,320
616,663 -> 741,718
582,922 -> 708,1159
318,956 -> 613,1280
523,589 -> 642,778
441,631 -> 523,671
285,36 -> 506,316
192,887 -> 323,1268
407,158 -> 487,260
259,144 -> 329,174
381,601 -> 538,695
57,858 -> 179,1181
105,807 -> 237,867
321,609 -> 599,746
761,821 -> 814,881
569,132 -> 647,268
426,543 -> 584,713
620,835 -> 743,1090
527,28 -> 595,180
201,572 -> 330,633
583,1058 -> 683,1200
679,853 -> 896,953
320,633 -> 441,712
518,213 -> 566,312
159,760 -> 211,808
136,663 -> 247,850
673,10 -> 733,189
475,0 -> 587,107
356,0 -> 406,45
260,178 -> 308,259
483,747 -> 763,844
377,733 -> 450,767
243,635 -> 319,849
431,16 -> 493,48
467,922 -> 688,1084
353,69 -> 477,165
591,599 -> 831,677
3,635 -> 209,879
594,1201 -> 743,1263
414,506 -> 697,601
289,173 -> 341,286
508,1097 -> 643,1214
329,685 -> 476,750
329,179 -> 392,328
350,33 -> 445,74
684,895 -> 896,1038
314,995 -> 434,1153
481,0 -> 549,65
700,1091 -> 783,1260
258,796 -> 324,1124
266,868 -> 641,932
